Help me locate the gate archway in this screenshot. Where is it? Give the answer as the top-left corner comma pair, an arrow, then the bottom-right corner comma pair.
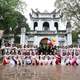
43,22 -> 49,31
40,38 -> 48,45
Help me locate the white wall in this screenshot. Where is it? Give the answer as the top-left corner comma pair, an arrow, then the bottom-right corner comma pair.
35,20 -> 58,31
33,36 -> 44,47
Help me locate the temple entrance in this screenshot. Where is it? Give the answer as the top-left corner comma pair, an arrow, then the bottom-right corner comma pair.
40,38 -> 48,46
43,22 -> 49,31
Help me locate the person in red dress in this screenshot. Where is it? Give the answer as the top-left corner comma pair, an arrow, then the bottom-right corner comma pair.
3,55 -> 9,65
55,52 -> 61,65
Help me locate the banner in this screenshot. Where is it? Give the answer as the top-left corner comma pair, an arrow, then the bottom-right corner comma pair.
47,36 -> 57,46
51,37 -> 56,45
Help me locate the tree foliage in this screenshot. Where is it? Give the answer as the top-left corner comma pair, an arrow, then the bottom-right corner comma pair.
55,0 -> 80,29
0,0 -> 30,44
0,0 -> 30,34
3,11 -> 30,35
72,30 -> 78,43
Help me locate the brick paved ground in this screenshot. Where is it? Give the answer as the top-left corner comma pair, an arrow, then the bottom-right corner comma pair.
0,65 -> 80,80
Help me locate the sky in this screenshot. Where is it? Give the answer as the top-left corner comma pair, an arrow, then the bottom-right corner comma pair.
23,0 -> 56,12
21,0 -> 56,23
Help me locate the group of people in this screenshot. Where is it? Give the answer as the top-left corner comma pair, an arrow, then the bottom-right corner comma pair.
1,45 -> 80,66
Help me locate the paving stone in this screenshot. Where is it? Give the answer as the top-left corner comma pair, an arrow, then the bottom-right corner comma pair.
0,65 -> 80,80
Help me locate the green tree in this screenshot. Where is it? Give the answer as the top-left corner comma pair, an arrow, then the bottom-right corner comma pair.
3,11 -> 30,44
0,0 -> 30,34
0,0 -> 30,44
72,31 -> 78,43
0,0 -> 25,30
55,0 -> 80,29
3,11 -> 30,35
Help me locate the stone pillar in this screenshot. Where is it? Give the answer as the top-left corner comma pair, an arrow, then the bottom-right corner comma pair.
11,37 -> 14,46
33,36 -> 38,47
56,35 -> 59,46
66,21 -> 72,46
1,38 -> 5,47
67,33 -> 72,46
20,27 -> 26,46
